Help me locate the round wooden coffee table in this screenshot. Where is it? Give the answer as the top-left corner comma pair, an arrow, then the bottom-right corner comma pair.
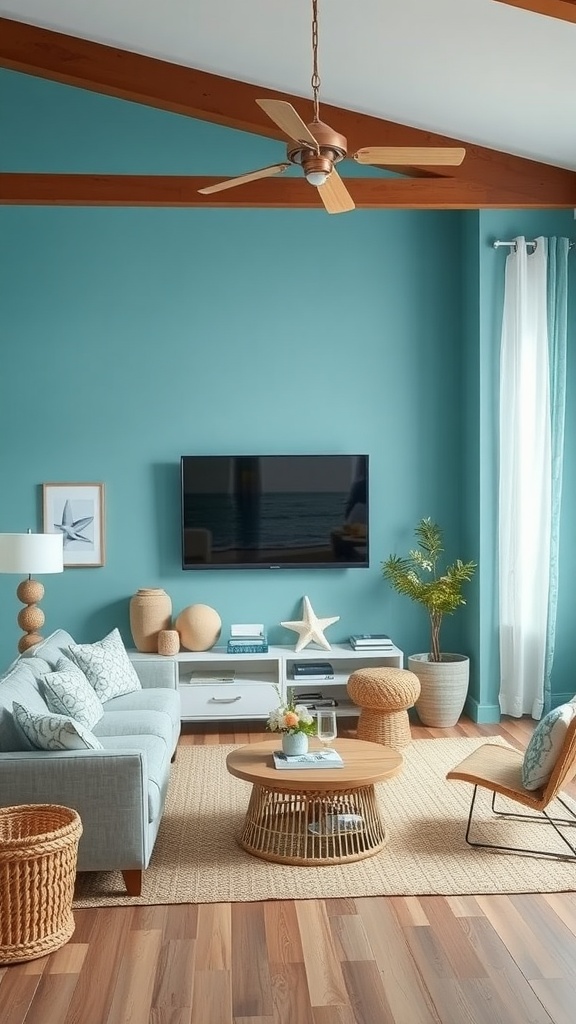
226,738 -> 402,865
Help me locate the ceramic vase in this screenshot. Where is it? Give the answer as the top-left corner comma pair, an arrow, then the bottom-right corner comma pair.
157,629 -> 180,656
282,732 -> 309,756
130,588 -> 172,653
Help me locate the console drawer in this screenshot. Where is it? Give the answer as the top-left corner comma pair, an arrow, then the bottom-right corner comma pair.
179,681 -> 278,720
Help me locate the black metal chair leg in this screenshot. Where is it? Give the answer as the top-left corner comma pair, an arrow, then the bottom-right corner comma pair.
463,786 -> 576,861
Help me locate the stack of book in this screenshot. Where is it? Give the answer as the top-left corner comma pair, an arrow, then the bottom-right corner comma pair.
292,661 -> 334,681
272,748 -> 344,770
291,661 -> 336,708
227,623 -> 268,654
349,633 -> 394,652
291,693 -> 338,710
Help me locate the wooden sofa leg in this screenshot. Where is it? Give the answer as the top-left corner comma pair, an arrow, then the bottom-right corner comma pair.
122,869 -> 143,896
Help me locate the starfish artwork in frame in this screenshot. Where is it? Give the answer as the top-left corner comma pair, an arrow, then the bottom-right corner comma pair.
42,482 -> 106,567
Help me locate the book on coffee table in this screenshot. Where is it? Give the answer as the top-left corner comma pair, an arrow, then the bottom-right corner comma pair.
273,748 -> 344,770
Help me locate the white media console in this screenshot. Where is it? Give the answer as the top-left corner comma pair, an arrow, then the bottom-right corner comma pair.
129,642 -> 403,722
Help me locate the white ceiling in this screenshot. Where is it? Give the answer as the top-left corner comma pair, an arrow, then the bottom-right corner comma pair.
2,0 -> 576,170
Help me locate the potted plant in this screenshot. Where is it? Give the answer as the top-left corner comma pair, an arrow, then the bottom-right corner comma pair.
381,518 -> 476,727
267,686 -> 317,755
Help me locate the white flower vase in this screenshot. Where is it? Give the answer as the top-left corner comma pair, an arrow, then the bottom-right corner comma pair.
282,732 -> 309,756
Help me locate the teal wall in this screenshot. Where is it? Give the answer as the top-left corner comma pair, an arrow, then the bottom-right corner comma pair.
0,70 -> 464,669
1,69 -> 574,720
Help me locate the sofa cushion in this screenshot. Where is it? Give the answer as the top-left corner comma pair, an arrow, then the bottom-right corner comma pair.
0,660 -> 52,751
22,629 -> 78,670
99,733 -> 170,822
103,687 -> 180,717
102,687 -> 180,749
94,709 -> 174,750
69,628 -> 142,701
521,702 -> 576,791
12,701 -> 104,751
43,658 -> 104,730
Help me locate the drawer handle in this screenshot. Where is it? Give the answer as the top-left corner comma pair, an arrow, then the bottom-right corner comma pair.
208,695 -> 242,704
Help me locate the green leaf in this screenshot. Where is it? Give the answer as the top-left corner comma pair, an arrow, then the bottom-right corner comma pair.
381,519 -> 476,659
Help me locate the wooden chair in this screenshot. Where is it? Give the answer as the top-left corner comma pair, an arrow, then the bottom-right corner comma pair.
446,719 -> 576,860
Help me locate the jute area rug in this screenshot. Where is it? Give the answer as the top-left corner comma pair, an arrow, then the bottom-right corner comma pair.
73,736 -> 576,908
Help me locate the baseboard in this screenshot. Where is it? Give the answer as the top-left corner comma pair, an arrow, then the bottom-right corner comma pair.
464,692 -> 574,723
464,695 -> 501,724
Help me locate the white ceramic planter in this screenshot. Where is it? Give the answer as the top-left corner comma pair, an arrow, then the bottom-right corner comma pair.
408,653 -> 470,728
282,732 -> 309,755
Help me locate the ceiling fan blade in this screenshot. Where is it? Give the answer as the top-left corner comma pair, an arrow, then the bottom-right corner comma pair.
198,163 -> 290,195
354,147 -> 466,167
256,99 -> 319,150
318,169 -> 355,215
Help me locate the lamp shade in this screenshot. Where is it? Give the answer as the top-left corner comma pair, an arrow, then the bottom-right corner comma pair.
0,533 -> 64,574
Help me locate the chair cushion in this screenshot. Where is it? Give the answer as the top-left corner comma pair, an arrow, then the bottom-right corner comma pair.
42,658 -> 104,730
521,703 -> 576,791
69,628 -> 141,701
12,701 -> 104,751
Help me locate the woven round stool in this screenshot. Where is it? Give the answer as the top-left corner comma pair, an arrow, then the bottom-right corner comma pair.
0,804 -> 83,964
347,667 -> 421,750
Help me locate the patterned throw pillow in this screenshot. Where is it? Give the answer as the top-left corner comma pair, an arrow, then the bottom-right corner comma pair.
521,703 -> 576,791
12,701 -> 103,751
43,658 -> 104,730
68,628 -> 142,702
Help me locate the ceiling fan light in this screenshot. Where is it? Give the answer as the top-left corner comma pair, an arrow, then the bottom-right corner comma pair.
306,170 -> 329,187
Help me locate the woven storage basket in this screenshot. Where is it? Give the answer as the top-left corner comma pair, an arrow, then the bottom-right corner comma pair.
0,804 -> 83,964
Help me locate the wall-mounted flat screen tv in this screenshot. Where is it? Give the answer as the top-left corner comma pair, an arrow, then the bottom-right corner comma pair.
180,454 -> 369,569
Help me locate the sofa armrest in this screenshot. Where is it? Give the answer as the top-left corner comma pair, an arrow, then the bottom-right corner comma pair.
0,749 -> 149,871
130,655 -> 178,690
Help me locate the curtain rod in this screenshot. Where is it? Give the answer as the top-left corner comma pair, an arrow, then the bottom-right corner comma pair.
493,239 -> 574,250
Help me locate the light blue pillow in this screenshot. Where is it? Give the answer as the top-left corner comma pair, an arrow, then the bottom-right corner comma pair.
68,627 -> 141,702
43,658 -> 104,730
12,701 -> 103,751
521,703 -> 576,791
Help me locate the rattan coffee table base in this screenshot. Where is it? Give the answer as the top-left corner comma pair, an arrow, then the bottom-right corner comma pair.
238,783 -> 387,865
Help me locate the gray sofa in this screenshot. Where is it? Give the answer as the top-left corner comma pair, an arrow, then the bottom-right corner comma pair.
0,629 -> 181,895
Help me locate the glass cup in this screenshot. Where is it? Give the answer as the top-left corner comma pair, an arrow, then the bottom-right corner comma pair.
317,709 -> 337,749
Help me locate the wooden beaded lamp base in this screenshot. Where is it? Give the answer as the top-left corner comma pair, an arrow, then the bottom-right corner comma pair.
16,577 -> 46,653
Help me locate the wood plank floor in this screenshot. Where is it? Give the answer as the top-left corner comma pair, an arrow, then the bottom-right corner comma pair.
2,716 -> 576,1024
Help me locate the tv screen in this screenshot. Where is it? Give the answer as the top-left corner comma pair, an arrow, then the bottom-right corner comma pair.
180,455 -> 369,569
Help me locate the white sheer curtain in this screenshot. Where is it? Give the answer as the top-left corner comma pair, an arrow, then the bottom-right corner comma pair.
499,238 -> 551,719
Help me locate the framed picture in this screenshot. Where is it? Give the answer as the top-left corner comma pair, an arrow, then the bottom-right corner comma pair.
43,482 -> 105,568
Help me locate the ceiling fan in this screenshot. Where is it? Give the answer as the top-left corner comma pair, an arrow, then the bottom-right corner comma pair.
199,0 -> 466,214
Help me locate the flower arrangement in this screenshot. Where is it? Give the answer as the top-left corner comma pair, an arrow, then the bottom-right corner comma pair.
266,687 -> 317,736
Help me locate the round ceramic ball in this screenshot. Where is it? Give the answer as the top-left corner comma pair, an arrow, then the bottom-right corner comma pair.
175,604 -> 222,651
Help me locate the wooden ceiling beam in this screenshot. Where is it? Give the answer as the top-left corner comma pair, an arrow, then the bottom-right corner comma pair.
494,0 -> 576,24
1,173 -> 573,210
1,17 -> 575,207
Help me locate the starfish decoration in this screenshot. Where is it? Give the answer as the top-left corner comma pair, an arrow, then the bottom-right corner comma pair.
281,595 -> 340,653
55,499 -> 94,548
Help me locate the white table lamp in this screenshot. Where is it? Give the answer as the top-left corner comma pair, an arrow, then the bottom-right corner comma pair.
0,532 -> 64,653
